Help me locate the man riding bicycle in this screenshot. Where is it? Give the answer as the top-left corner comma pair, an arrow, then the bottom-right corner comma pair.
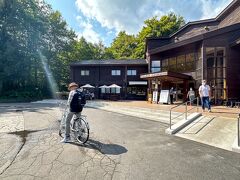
61,82 -> 86,143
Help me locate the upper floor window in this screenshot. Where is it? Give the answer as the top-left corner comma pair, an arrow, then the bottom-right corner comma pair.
168,57 -> 177,71
111,70 -> 121,76
185,53 -> 195,71
151,60 -> 161,73
81,70 -> 89,76
127,70 -> 137,76
161,59 -> 168,71
176,55 -> 185,71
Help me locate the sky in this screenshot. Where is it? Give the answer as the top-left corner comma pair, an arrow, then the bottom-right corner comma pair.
45,0 -> 232,47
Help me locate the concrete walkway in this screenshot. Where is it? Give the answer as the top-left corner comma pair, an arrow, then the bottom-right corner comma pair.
90,100 -> 240,119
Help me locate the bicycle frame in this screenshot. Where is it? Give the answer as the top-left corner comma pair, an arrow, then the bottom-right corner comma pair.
59,102 -> 89,134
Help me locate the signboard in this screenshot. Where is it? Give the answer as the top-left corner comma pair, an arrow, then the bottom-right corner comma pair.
140,72 -> 167,79
152,91 -> 158,104
159,90 -> 170,104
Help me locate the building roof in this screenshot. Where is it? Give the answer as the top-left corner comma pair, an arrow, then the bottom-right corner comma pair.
153,0 -> 239,39
70,59 -> 148,66
145,0 -> 240,56
149,23 -> 240,54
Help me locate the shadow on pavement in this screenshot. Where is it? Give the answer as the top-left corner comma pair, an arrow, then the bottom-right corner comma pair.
69,139 -> 128,155
0,103 -> 58,114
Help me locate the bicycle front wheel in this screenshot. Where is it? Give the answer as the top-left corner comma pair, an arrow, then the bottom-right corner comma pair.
72,118 -> 89,144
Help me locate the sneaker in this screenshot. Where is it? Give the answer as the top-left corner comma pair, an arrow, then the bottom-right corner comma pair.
208,109 -> 212,112
60,136 -> 71,143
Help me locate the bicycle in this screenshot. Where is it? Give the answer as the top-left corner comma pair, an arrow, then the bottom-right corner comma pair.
58,102 -> 89,144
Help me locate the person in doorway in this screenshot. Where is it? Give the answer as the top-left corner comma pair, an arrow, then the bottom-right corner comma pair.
61,82 -> 86,143
169,87 -> 174,104
187,88 -> 195,106
91,92 -> 95,100
198,80 -> 211,112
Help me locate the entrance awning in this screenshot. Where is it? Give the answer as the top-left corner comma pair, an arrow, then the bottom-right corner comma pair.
129,81 -> 147,85
140,71 -> 192,81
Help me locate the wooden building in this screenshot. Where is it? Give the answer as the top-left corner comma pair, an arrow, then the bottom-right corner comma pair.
70,59 -> 148,100
141,0 -> 240,104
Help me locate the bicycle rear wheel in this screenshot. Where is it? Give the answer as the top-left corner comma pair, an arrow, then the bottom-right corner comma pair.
72,118 -> 89,144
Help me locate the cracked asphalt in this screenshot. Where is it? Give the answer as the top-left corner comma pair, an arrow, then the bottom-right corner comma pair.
0,103 -> 240,180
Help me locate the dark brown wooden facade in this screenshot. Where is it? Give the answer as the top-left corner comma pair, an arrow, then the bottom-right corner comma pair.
143,0 -> 240,103
70,60 -> 148,100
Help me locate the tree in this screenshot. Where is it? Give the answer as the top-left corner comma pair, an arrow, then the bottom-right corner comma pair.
133,13 -> 185,58
0,0 -> 76,99
108,31 -> 137,59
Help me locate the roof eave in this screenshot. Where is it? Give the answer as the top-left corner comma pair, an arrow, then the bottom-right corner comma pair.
149,23 -> 240,55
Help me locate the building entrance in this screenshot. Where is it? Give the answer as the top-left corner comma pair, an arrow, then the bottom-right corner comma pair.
206,47 -> 226,104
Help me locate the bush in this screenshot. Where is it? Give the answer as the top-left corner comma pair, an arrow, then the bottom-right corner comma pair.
0,90 -> 43,102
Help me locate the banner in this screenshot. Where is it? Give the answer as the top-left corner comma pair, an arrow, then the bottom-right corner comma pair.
152,91 -> 158,103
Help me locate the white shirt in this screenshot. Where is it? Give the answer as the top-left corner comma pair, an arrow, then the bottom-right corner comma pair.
199,84 -> 210,97
188,90 -> 195,97
67,90 -> 76,106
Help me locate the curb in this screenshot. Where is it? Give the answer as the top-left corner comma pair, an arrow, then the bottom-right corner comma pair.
165,112 -> 202,135
232,137 -> 240,153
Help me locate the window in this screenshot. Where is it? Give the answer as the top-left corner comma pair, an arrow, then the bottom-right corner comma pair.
105,88 -> 110,94
110,88 -> 120,94
127,87 -> 146,96
185,53 -> 195,71
101,88 -> 106,93
186,53 -> 194,63
206,47 -> 226,100
177,55 -> 185,71
81,70 -> 89,76
127,70 -> 137,76
168,57 -> 177,71
111,70 -> 121,76
151,60 -> 161,73
161,59 -> 168,71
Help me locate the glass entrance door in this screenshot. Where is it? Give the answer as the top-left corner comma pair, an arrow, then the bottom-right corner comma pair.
206,47 -> 226,104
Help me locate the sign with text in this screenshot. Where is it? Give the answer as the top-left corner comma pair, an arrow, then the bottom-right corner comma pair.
159,90 -> 170,104
152,91 -> 158,104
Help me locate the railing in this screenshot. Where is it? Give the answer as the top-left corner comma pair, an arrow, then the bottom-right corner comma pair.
238,114 -> 240,146
169,97 -> 199,129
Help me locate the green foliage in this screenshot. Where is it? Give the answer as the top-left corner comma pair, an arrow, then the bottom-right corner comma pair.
0,0 -> 76,99
108,31 -> 137,59
108,13 -> 185,59
133,13 -> 185,58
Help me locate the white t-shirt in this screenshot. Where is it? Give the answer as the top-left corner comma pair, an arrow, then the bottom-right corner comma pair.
67,90 -> 76,106
199,85 -> 210,97
188,90 -> 195,97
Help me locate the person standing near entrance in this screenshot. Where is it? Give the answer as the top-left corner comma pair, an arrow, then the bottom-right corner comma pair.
169,87 -> 174,104
187,88 -> 195,106
199,80 -> 211,112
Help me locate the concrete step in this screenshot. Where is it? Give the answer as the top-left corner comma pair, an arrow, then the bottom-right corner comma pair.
165,113 -> 202,134
87,103 -> 187,124
87,102 -> 180,116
